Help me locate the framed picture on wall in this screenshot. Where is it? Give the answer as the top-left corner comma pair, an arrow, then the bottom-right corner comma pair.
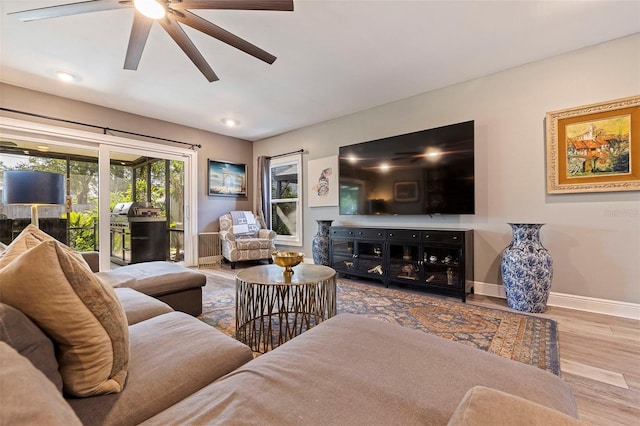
308,155 -> 339,207
546,95 -> 640,194
207,159 -> 247,197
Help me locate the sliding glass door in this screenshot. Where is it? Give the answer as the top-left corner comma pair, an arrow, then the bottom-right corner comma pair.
108,149 -> 186,268
0,117 -> 198,269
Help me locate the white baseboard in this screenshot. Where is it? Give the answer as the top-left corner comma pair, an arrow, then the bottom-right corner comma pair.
473,281 -> 640,320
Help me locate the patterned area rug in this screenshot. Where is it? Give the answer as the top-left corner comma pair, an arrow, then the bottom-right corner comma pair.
198,269 -> 560,375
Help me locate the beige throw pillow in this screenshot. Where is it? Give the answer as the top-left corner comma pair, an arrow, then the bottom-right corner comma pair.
447,386 -> 581,426
0,302 -> 64,392
0,342 -> 82,425
0,224 -> 88,269
0,238 -> 129,397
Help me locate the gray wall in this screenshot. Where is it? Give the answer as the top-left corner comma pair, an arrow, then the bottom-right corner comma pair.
0,83 -> 254,232
254,34 -> 640,304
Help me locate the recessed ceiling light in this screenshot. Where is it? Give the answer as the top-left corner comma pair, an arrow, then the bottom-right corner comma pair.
55,70 -> 77,82
222,118 -> 239,127
37,145 -> 50,152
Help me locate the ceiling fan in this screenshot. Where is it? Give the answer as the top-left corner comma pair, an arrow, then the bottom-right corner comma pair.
10,0 -> 294,82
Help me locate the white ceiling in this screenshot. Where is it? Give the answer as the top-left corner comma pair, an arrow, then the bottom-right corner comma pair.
1,0 -> 639,142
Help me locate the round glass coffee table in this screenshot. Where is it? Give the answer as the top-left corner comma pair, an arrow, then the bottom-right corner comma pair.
235,264 -> 337,353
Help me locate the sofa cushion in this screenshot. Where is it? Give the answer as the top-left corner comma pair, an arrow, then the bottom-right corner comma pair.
114,288 -> 174,325
80,250 -> 100,272
0,237 -> 129,397
0,342 -> 82,426
68,311 -> 254,426
235,237 -> 273,250
447,386 -> 582,425
0,302 -> 64,392
96,261 -> 206,297
143,314 -> 577,425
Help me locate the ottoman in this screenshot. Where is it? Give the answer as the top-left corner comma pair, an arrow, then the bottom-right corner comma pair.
97,262 -> 206,316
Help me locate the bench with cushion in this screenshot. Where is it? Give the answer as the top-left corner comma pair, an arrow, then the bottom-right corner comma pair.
96,261 -> 206,316
80,251 -> 206,316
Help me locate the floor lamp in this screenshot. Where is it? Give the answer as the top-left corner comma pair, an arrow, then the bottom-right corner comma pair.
2,170 -> 65,228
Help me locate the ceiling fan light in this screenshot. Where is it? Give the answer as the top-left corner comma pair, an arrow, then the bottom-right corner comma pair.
134,0 -> 165,19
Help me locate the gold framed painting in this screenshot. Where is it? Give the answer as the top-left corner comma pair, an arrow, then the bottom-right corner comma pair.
545,95 -> 640,194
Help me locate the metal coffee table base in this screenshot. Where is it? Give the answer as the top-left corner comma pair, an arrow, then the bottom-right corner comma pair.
235,265 -> 337,353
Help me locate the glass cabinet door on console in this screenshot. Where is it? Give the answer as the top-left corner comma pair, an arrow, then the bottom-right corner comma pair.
329,227 -> 386,282
387,230 -> 421,282
348,228 -> 385,279
418,231 -> 470,300
420,244 -> 464,289
331,236 -> 356,274
355,240 -> 385,277
387,230 -> 466,293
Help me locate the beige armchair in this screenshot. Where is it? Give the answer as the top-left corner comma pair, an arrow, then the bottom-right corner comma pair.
219,211 -> 277,269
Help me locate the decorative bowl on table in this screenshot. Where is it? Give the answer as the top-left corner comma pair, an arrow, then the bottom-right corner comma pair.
272,251 -> 304,274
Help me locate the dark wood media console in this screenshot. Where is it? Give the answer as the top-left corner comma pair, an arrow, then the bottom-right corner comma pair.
329,226 -> 473,301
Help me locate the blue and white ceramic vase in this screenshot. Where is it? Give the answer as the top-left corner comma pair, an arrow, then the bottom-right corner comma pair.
312,220 -> 333,265
501,223 -> 553,313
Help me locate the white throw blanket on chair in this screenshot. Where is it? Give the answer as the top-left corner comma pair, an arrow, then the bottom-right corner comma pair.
230,211 -> 258,236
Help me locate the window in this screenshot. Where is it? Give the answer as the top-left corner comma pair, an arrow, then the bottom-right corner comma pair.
269,154 -> 302,246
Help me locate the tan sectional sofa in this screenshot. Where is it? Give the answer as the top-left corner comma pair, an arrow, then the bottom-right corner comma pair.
0,226 -> 580,425
1,299 -> 580,425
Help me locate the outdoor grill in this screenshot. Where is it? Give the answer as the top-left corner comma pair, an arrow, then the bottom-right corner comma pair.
110,202 -> 167,265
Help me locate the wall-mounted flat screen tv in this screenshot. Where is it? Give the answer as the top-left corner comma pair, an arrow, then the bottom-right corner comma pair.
339,120 -> 475,215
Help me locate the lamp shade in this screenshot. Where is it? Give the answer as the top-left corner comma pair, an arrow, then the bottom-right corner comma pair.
2,170 -> 65,205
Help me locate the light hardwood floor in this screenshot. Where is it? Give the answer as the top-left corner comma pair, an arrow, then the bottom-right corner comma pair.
468,294 -> 640,426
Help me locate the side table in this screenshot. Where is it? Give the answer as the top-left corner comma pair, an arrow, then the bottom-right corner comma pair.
235,264 -> 337,353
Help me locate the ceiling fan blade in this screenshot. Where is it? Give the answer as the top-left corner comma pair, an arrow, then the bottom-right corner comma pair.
9,0 -> 131,22
158,18 -> 219,82
124,11 -> 153,70
171,1 -> 293,11
173,10 -> 276,64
